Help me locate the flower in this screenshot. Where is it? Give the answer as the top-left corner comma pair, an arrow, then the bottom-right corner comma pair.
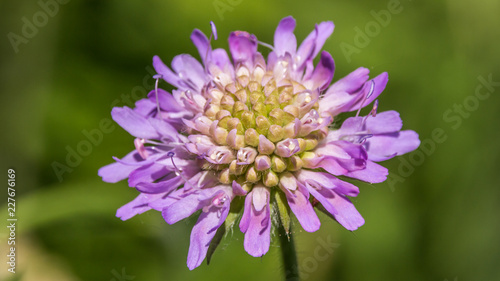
98,16 -> 420,270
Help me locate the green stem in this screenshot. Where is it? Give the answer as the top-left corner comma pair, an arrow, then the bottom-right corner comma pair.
278,223 -> 300,281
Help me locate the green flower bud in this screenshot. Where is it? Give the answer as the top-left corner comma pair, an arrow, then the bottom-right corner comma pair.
255,115 -> 271,135
204,103 -> 220,119
263,170 -> 279,187
271,155 -> 287,173
297,138 -> 306,153
219,168 -> 232,184
265,94 -> 279,112
249,91 -> 264,105
283,121 -> 299,139
268,108 -> 285,125
234,89 -> 248,103
209,88 -> 224,103
263,81 -> 276,96
233,101 -> 248,118
245,166 -> 261,183
244,128 -> 260,147
283,105 -> 299,118
218,116 -> 231,129
305,138 -> 319,151
211,125 -> 228,145
252,102 -> 267,117
267,125 -> 284,142
241,111 -> 256,129
216,110 -> 231,121
300,151 -> 316,168
220,94 -> 235,112
235,177 -> 253,193
224,83 -> 237,94
226,129 -> 245,149
287,155 -> 303,171
247,81 -> 261,93
227,118 -> 243,133
237,75 -> 249,88
229,160 -> 246,175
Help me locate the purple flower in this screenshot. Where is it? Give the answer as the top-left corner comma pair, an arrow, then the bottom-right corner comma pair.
99,16 -> 420,270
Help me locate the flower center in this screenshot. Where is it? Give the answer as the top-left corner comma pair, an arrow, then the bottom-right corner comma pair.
191,65 -> 328,190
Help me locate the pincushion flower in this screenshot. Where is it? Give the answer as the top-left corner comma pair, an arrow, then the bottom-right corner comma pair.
99,16 -> 420,270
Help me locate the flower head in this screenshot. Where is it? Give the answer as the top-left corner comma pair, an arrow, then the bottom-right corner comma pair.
99,16 -> 420,270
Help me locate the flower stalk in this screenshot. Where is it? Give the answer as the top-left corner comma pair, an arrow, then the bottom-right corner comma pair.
279,223 -> 299,281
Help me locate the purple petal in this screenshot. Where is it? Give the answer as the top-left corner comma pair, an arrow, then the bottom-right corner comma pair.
274,16 -> 297,57
330,177 -> 360,197
148,186 -> 197,211
295,170 -> 337,189
282,182 -> 320,232
162,186 -> 229,224
304,182 -> 337,215
258,135 -> 276,155
232,181 -> 248,196
275,138 -> 300,158
116,193 -> 164,221
236,147 -> 257,165
255,155 -> 271,171
296,170 -> 359,197
311,141 -> 367,175
327,192 -> 364,231
98,150 -> 145,183
365,130 -> 420,162
364,110 -> 402,134
308,184 -> 364,231
111,107 -> 160,139
296,21 -> 334,70
153,55 -> 181,89
279,172 -> 297,191
345,160 -> 388,183
128,163 -> 169,187
162,193 -> 207,224
252,186 -> 268,212
228,31 -> 258,66
187,200 -> 230,270
211,48 -> 234,75
190,29 -> 211,63
148,118 -> 180,142
147,89 -> 182,113
347,72 -> 389,112
327,67 -> 369,94
171,54 -> 208,91
239,192 -> 252,233
135,173 -> 183,194
305,51 -> 335,91
241,186 -> 271,257
134,99 -> 156,116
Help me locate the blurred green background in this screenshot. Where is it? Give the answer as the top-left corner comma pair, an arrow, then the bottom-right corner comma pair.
1,0 -> 499,280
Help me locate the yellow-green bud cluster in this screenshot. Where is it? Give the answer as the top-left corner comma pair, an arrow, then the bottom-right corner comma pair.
199,66 -> 327,190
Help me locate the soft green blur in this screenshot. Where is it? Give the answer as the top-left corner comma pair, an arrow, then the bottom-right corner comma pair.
1,0 -> 499,280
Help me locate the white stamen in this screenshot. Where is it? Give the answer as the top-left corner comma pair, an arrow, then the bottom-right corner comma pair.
355,80 -> 376,118
153,74 -> 162,119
